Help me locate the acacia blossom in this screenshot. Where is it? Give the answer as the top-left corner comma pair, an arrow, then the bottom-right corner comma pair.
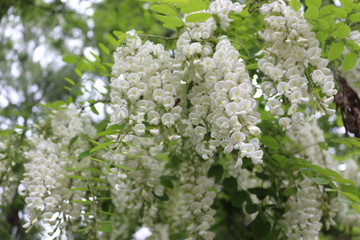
22,104 -> 96,234
258,0 -> 336,130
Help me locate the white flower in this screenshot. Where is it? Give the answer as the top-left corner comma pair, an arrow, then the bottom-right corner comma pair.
133,124 -> 146,136
161,113 -> 175,128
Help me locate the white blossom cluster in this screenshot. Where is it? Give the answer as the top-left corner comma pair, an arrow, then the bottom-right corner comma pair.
107,1 -> 264,238
111,30 -> 185,132
258,0 -> 336,130
178,156 -> 217,240
22,104 -> 96,232
285,120 -> 338,234
103,137 -> 165,239
181,177 -> 216,240
343,31 -> 360,97
283,178 -> 323,240
287,120 -> 335,169
182,37 -> 263,165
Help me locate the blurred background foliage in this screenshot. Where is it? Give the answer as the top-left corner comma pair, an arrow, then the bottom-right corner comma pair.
0,1 -> 166,239
0,0 -> 166,128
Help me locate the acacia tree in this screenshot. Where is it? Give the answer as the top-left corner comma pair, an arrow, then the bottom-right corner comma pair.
1,0 -> 360,239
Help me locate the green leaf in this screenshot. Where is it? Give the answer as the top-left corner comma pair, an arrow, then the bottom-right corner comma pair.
332,177 -> 355,184
328,42 -> 344,61
107,124 -> 125,132
70,200 -> 92,204
315,19 -> 329,30
271,154 -> 287,167
290,0 -> 301,11
246,63 -> 258,70
245,203 -> 258,214
97,223 -> 112,232
96,129 -> 119,136
351,204 -> 360,214
155,15 -> 184,29
69,135 -> 78,147
185,13 -> 212,23
318,142 -> 328,150
349,13 -> 360,22
84,167 -> 103,174
313,177 -> 330,185
284,187 -> 297,196
89,140 -> 115,153
333,8 -> 348,18
65,77 -> 75,86
150,4 -> 177,16
113,31 -> 127,42
160,177 -> 174,189
223,177 -> 238,193
341,0 -> 355,12
261,136 -> 279,150
239,10 -> 250,17
252,214 -> 271,239
207,164 -> 224,182
90,105 -> 99,115
79,150 -> 92,158
111,163 -> 133,171
76,227 -> 92,233
62,55 -> 78,64
178,0 -> 207,13
342,192 -> 360,203
66,175 -> 86,180
231,191 -> 249,208
336,24 -> 351,39
241,157 -> 254,169
99,43 -> 110,55
325,188 -> 338,192
255,172 -> 270,180
248,187 -> 269,200
106,34 -> 118,46
305,0 -> 321,8
68,187 -> 89,191
305,6 -> 319,20
342,53 -> 357,72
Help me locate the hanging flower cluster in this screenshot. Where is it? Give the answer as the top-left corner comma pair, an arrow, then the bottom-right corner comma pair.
258,0 -> 336,130
107,0 -> 264,238
283,178 -> 323,240
22,104 -> 96,232
283,120 -> 339,237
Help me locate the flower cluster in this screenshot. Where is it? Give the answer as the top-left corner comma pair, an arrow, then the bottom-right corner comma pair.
182,37 -> 263,165
181,173 -> 217,240
283,178 -> 322,240
287,120 -> 335,169
107,1 -> 264,238
22,104 -> 96,232
285,120 -> 338,231
103,137 -> 165,238
111,30 -> 185,132
258,0 -> 336,130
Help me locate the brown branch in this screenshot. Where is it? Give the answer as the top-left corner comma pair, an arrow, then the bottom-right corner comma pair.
334,75 -> 360,137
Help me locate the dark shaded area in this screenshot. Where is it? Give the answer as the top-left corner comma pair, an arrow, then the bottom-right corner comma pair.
335,75 -> 360,137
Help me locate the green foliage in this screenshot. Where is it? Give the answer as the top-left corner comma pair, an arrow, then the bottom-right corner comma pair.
185,12 -> 212,23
